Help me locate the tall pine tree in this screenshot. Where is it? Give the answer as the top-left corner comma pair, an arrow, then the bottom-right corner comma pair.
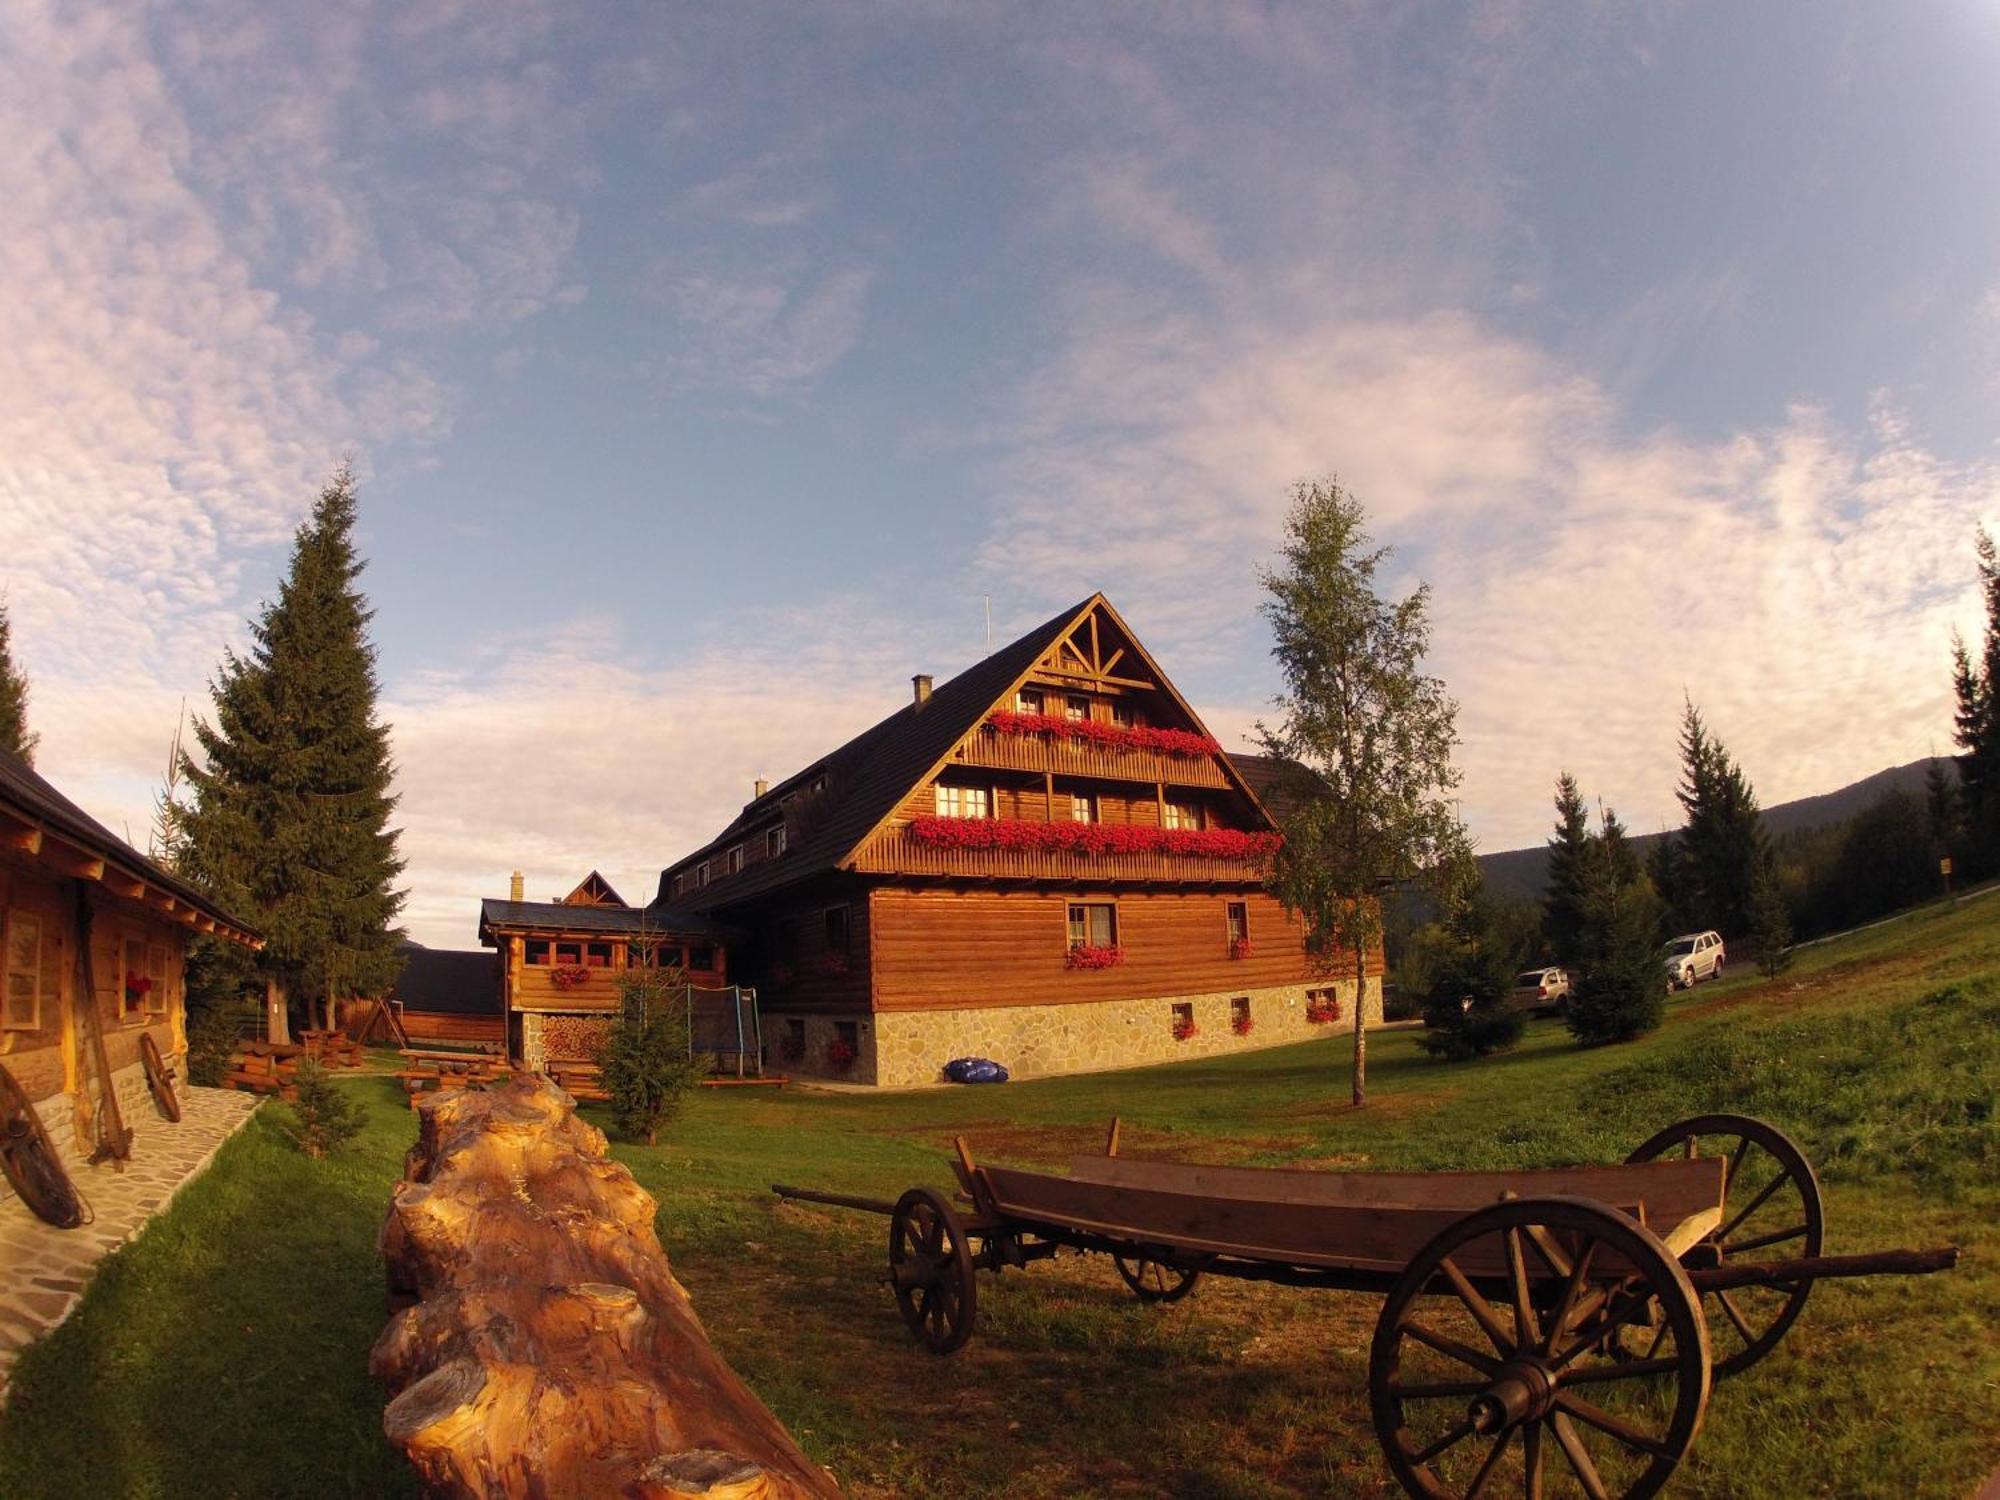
181,467 -> 405,1032
1950,527 -> 2000,870
1542,772 -> 1593,967
1662,699 -> 1767,934
0,600 -> 38,765
1567,804 -> 1666,1046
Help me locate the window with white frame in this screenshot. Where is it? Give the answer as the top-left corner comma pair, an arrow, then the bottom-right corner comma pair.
1066,901 -> 1117,949
1226,901 -> 1249,943
727,845 -> 745,875
766,825 -> 787,859
1071,793 -> 1097,823
934,783 -> 992,819
1064,694 -> 1090,722
1016,687 -> 1045,715
145,942 -> 170,1016
3,911 -> 40,1032
1163,801 -> 1201,830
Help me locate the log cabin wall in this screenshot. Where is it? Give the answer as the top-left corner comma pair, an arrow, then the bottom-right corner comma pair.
0,847 -> 193,1172
739,875 -> 872,1016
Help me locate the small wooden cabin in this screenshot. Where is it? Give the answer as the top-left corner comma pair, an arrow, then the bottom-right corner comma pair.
0,751 -> 259,1183
384,943 -> 504,1048
656,595 -> 1382,1086
477,871 -> 733,1072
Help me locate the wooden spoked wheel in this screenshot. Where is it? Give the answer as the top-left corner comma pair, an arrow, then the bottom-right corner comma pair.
140,1032 -> 181,1123
1625,1113 -> 1824,1377
888,1187 -> 978,1356
1370,1196 -> 1710,1500
0,1062 -> 86,1228
1112,1250 -> 1202,1304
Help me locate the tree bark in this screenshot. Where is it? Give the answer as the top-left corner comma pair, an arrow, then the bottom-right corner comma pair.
372,1076 -> 839,1499
1351,939 -> 1367,1107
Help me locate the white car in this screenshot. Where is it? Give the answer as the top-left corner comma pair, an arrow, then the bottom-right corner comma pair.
1662,931 -> 1725,991
1511,966 -> 1571,1013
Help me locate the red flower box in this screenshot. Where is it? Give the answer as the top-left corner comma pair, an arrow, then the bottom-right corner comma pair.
1228,937 -> 1253,960
986,711 -> 1221,758
826,1038 -> 857,1070
1305,998 -> 1342,1025
549,965 -> 592,991
1171,1018 -> 1198,1041
1231,1014 -> 1255,1036
907,816 -> 1280,862
1065,943 -> 1126,971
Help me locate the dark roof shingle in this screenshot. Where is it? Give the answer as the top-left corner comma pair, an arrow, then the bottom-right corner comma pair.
478,898 -> 734,942
389,944 -> 498,1016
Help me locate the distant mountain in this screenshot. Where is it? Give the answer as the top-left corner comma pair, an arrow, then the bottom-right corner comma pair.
1477,757 -> 1954,903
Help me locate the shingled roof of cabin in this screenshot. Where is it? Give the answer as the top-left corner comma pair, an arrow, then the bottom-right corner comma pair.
0,749 -> 260,943
658,594 -> 1275,911
389,943 -> 498,1017
477,898 -> 734,942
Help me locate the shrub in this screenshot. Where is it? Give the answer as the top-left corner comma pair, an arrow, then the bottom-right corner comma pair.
185,998 -> 252,1087
598,968 -> 706,1145
285,1057 -> 361,1158
1418,892 -> 1526,1061
1567,866 -> 1666,1046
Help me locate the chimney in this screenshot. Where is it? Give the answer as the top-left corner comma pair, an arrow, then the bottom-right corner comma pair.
509,870 -> 524,902
754,777 -> 770,799
912,674 -> 933,707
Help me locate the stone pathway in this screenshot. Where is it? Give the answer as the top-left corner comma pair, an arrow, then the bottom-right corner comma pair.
0,1084 -> 260,1402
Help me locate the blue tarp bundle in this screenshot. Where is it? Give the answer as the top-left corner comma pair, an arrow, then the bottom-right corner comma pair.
943,1057 -> 1010,1084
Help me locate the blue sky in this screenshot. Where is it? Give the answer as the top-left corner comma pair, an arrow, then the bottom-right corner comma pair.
3,2 -> 1997,944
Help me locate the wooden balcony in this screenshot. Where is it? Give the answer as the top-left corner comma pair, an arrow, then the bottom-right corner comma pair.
851,830 -> 1269,885
514,968 -> 622,1012
953,727 -> 1231,789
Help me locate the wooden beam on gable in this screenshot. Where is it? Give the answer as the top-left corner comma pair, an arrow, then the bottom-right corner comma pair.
102,869 -> 146,901
39,836 -> 105,882
2,823 -> 42,856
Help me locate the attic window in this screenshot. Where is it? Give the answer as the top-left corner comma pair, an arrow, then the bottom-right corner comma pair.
1064,695 -> 1089,722
934,784 -> 991,820
1016,687 -> 1045,715
727,845 -> 745,875
1110,701 -> 1135,729
766,826 -> 787,858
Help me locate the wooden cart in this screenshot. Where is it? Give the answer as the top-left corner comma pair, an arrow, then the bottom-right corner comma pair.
774,1113 -> 1956,1499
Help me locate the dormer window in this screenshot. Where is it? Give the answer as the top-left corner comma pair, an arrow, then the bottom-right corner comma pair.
767,826 -> 787,858
696,861 -> 711,888
727,845 -> 745,875
1016,687 -> 1045,715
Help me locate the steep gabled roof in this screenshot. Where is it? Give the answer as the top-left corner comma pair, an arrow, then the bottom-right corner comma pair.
657,594 -> 1277,909
561,870 -> 626,907
0,750 -> 260,945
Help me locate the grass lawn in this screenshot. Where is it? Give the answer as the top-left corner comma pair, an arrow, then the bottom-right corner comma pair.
0,897 -> 1995,1498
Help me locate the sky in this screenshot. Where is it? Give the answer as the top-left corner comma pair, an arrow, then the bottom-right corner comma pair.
3,1 -> 1998,947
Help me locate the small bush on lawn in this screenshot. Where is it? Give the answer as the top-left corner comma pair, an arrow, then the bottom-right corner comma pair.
184,997 -> 253,1087
599,967 -> 707,1145
1567,860 -> 1666,1046
285,1057 -> 362,1157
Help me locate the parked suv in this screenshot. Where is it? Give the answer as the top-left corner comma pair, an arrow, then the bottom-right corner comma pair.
1661,931 -> 1725,991
1511,966 -> 1571,1014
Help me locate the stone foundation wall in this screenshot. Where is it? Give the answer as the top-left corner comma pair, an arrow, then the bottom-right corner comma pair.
0,1051 -> 187,1211
764,977 -> 1382,1088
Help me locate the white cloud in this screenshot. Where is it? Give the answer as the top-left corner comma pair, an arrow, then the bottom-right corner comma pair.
646,261 -> 874,397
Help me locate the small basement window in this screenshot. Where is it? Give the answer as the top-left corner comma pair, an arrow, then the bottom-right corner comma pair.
1066,901 -> 1117,950
835,1019 -> 859,1049
1171,1002 -> 1194,1036
787,1017 -> 806,1050
1231,996 -> 1252,1028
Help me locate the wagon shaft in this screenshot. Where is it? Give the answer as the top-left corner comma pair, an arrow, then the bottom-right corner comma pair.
1685,1245 -> 1958,1293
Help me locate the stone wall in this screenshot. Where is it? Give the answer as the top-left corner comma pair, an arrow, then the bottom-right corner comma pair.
763,976 -> 1382,1088
0,1050 -> 187,1212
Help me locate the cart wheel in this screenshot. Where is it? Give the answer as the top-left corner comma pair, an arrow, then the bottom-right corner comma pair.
1370,1196 -> 1709,1500
1625,1113 -> 1823,1377
1112,1250 -> 1202,1304
888,1187 -> 977,1355
140,1033 -> 181,1124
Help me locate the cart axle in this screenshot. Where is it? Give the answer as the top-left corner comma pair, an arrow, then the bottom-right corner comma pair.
1685,1245 -> 1957,1293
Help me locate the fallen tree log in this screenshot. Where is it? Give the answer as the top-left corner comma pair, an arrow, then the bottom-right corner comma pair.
371,1075 -> 839,1499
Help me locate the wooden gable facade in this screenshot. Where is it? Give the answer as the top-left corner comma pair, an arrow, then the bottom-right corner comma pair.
0,751 -> 260,1187
657,596 -> 1382,1086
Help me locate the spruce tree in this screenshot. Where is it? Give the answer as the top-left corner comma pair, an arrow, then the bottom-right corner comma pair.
1566,805 -> 1667,1046
1950,527 -> 2000,869
1542,772 -> 1593,967
1670,699 -> 1767,934
180,467 -> 406,1033
0,601 -> 38,765
1749,861 -> 1792,978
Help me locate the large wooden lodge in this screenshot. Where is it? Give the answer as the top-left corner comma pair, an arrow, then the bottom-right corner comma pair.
652,595 -> 1381,1086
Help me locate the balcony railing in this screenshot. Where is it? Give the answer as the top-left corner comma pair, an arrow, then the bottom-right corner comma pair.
851,829 -> 1269,884
514,968 -> 621,1010
953,726 -> 1231,788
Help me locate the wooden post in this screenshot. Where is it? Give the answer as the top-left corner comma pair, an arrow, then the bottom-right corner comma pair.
265,977 -> 291,1046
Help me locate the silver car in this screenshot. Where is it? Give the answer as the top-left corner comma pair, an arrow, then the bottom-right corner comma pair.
1662,931 -> 1725,990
